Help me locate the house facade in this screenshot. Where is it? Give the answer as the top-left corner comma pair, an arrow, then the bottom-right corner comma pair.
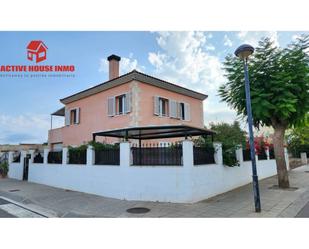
48,55 -> 207,149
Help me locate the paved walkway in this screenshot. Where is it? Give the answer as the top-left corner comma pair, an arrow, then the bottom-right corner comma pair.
0,165 -> 309,218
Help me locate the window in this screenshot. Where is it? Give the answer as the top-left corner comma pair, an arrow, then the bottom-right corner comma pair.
178,102 -> 191,121
178,102 -> 190,121
179,103 -> 185,120
159,97 -> 168,116
70,109 -> 77,124
108,92 -> 131,117
154,96 -> 190,121
116,94 -> 126,115
39,52 -> 45,58
65,107 -> 80,125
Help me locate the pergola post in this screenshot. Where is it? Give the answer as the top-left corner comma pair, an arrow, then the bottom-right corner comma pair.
125,130 -> 128,141
138,136 -> 142,165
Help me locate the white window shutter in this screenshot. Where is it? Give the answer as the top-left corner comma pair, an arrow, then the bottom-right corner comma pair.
65,107 -> 70,126
184,103 -> 190,121
125,92 -> 132,113
154,96 -> 160,115
169,100 -> 177,118
168,100 -> 172,117
108,97 -> 115,116
75,108 -> 80,124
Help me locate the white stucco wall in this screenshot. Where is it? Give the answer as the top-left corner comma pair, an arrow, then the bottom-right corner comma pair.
27,161 -> 277,203
28,164 -> 125,199
8,163 -> 23,180
189,160 -> 277,202
9,142 -> 278,203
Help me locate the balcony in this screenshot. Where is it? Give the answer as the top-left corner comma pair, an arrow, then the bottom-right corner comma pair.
49,107 -> 65,144
48,127 -> 63,144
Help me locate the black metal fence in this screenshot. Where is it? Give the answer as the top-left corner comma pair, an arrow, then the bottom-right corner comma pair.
33,152 -> 44,163
12,152 -> 21,163
193,146 -> 215,165
243,149 -> 251,161
48,151 -> 62,164
0,152 -> 8,164
95,148 -> 120,165
258,149 -> 267,160
68,149 -> 86,164
131,143 -> 182,166
290,144 -> 309,158
243,148 -> 271,161
269,148 -> 275,159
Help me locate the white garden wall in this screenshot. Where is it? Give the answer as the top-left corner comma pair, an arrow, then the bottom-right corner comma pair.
190,160 -> 277,202
8,163 -> 23,180
27,160 -> 277,203
8,141 -> 278,203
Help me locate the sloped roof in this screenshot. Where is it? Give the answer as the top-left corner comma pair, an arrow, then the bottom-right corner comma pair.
60,70 -> 208,104
51,107 -> 65,116
27,40 -> 48,51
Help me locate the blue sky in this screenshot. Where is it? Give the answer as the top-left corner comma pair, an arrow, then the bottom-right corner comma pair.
0,31 -> 307,144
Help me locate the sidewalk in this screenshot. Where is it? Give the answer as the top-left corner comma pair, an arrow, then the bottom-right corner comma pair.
1,165 -> 309,218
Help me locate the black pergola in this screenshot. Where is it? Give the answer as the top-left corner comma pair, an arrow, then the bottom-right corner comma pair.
92,125 -> 215,144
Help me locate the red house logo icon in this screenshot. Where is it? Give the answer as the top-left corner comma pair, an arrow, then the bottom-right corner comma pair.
26,40 -> 48,63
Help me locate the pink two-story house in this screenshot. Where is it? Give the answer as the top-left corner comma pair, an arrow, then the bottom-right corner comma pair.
49,54 -> 208,149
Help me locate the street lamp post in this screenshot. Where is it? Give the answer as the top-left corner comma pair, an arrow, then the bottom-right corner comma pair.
235,44 -> 261,213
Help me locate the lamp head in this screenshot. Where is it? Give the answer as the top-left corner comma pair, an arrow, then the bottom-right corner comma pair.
234,44 -> 254,60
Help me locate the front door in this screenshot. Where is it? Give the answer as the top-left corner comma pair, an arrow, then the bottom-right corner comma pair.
23,154 -> 30,181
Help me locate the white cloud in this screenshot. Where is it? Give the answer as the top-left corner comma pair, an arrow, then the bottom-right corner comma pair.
148,52 -> 165,68
237,31 -> 279,47
223,34 -> 233,47
99,54 -> 142,75
148,31 -> 225,92
147,31 -> 236,124
204,108 -> 238,126
206,33 -> 213,39
0,114 -> 57,144
205,44 -> 215,51
292,34 -> 301,41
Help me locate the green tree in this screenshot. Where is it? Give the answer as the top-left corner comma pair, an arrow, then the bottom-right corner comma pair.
210,121 -> 246,146
286,116 -> 309,157
219,35 -> 309,188
195,121 -> 247,166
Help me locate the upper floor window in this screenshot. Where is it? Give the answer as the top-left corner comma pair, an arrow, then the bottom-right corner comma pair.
154,96 -> 190,121
178,102 -> 190,121
116,94 -> 126,115
108,92 -> 132,117
65,107 -> 80,126
159,97 -> 169,116
179,103 -> 185,120
70,109 -> 77,124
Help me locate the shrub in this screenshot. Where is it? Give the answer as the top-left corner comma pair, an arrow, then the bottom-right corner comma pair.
68,144 -> 87,164
0,162 -> 9,177
222,144 -> 240,167
88,141 -> 119,151
194,121 -> 246,167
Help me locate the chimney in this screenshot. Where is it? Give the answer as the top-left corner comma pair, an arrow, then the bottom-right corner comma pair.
107,54 -> 121,80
